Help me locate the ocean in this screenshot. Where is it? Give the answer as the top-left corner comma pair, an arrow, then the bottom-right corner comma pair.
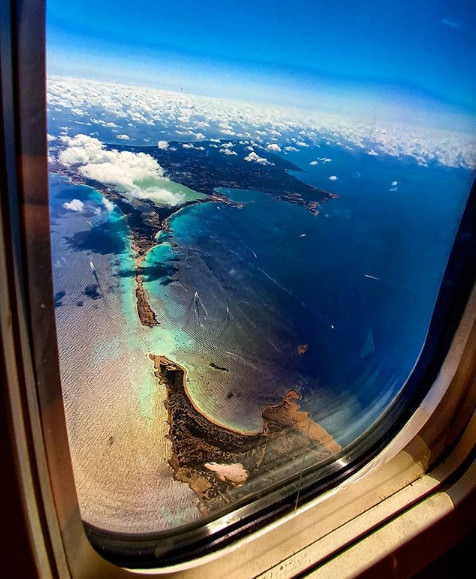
50,144 -> 473,447
141,145 -> 472,443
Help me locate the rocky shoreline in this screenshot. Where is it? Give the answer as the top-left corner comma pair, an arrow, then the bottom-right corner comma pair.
127,190 -> 240,326
135,273 -> 159,327
150,355 -> 341,515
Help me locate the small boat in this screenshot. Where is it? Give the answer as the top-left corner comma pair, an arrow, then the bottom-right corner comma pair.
193,291 -> 208,317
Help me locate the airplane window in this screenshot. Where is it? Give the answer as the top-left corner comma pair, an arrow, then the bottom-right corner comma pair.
45,0 -> 475,565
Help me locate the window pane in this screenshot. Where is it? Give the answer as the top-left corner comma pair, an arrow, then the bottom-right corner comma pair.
46,1 -> 475,539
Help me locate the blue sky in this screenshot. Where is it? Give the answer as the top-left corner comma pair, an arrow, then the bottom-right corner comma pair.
47,0 -> 476,125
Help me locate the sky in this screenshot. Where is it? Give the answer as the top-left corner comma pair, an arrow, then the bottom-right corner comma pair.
47,0 -> 476,127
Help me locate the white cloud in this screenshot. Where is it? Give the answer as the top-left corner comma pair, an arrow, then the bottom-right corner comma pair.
58,134 -> 185,206
157,140 -> 169,150
266,143 -> 281,152
116,134 -> 130,140
63,199 -> 84,212
244,151 -> 273,165
220,148 -> 237,155
367,148 -> 379,156
310,160 -> 318,166
102,197 -> 116,212
329,175 -> 338,181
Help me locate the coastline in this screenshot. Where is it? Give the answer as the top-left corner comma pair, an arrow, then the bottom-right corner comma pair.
135,272 -> 159,327
150,355 -> 341,514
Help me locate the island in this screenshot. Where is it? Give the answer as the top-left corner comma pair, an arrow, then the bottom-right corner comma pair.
114,139 -> 336,213
150,355 -> 341,514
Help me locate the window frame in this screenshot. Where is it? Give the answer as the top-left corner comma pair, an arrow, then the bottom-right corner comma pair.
1,1 -> 475,576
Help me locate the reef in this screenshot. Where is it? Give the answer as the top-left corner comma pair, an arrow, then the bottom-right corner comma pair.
209,362 -> 229,371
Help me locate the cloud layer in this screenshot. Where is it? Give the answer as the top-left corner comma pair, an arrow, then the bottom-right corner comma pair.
48,76 -> 476,170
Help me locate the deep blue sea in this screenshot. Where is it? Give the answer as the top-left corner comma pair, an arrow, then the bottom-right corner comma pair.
51,145 -> 474,445
143,145 -> 473,442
